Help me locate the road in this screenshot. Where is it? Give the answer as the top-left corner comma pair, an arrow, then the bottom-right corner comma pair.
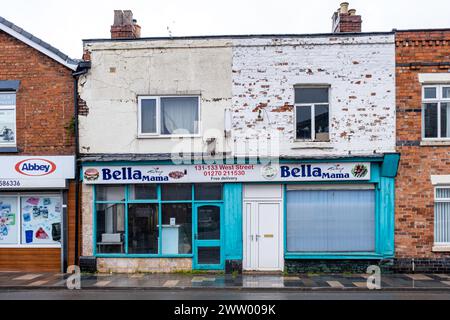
1,289 -> 450,300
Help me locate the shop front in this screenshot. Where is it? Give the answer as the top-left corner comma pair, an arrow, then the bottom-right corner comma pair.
81,155 -> 398,273
0,156 -> 75,272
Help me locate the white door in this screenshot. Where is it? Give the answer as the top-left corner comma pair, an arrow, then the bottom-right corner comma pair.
243,185 -> 283,271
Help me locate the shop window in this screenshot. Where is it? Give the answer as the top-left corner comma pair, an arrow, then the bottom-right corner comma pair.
295,87 -> 330,142
96,203 -> 125,254
138,96 -> 200,137
0,93 -> 16,146
286,189 -> 375,253
161,204 -> 192,254
161,184 -> 192,201
94,184 -> 223,257
195,184 -> 223,201
128,204 -> 158,254
0,195 -> 62,247
0,197 -> 18,244
129,185 -> 157,200
423,85 -> 450,139
434,187 -> 450,245
96,185 -> 125,202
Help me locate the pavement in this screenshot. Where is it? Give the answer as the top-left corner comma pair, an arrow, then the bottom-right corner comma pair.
1,272 -> 450,291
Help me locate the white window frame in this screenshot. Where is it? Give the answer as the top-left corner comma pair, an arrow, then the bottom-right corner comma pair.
0,193 -> 62,249
434,186 -> 450,247
294,86 -> 330,142
137,95 -> 201,138
422,84 -> 450,141
0,92 -> 17,147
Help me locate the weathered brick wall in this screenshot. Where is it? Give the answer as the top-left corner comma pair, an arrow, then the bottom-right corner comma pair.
396,30 -> 450,259
231,35 -> 396,157
0,30 -> 75,155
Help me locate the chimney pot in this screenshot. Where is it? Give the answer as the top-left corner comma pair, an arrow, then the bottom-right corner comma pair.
340,2 -> 349,14
348,9 -> 356,16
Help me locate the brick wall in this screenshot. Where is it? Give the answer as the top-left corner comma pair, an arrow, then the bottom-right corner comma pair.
0,30 -> 75,155
395,30 -> 450,260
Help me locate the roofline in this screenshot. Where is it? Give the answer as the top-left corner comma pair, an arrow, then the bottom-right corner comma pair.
0,16 -> 79,71
393,28 -> 450,33
83,31 -> 394,44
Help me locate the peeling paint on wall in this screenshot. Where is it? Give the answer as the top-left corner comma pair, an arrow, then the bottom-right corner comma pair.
231,35 -> 396,157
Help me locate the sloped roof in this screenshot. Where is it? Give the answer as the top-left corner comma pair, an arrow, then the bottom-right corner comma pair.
0,15 -> 79,71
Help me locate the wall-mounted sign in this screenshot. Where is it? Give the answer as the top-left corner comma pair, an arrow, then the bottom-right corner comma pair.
0,156 -> 75,189
82,162 -> 371,185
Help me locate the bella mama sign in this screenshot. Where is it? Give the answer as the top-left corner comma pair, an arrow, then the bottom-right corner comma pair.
82,162 -> 371,185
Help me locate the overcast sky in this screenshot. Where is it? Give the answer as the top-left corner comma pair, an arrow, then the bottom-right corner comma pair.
1,0 -> 449,58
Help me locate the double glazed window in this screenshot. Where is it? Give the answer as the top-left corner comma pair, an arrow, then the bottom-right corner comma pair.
423,85 -> 450,139
435,187 -> 450,245
286,188 -> 375,253
0,195 -> 62,246
0,93 -> 16,146
94,184 -> 223,256
295,87 -> 330,141
138,96 -> 200,137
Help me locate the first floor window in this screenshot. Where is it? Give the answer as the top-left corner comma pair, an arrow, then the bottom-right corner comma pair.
286,188 -> 375,253
0,92 -> 16,146
139,96 -> 200,136
0,195 -> 62,246
295,87 -> 330,141
423,85 -> 450,139
435,187 -> 450,245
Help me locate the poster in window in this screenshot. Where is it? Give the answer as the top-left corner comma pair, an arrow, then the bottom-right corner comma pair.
0,109 -> 15,143
21,196 -> 62,245
0,197 -> 18,244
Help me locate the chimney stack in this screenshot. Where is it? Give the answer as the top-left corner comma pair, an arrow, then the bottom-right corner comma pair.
332,2 -> 362,33
111,10 -> 141,39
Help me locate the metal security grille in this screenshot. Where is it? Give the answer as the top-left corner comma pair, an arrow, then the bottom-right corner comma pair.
435,187 -> 450,244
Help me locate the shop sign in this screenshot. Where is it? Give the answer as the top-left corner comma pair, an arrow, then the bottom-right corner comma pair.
0,156 -> 75,189
82,162 -> 371,185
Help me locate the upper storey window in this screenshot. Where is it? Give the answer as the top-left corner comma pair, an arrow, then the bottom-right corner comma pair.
0,93 -> 16,147
138,96 -> 200,137
295,87 -> 330,142
423,85 -> 450,140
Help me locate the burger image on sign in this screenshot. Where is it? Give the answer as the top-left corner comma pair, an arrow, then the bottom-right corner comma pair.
84,168 -> 100,181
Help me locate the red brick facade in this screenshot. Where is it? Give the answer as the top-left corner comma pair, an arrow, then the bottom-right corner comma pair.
0,29 -> 77,272
395,30 -> 450,260
0,30 -> 75,155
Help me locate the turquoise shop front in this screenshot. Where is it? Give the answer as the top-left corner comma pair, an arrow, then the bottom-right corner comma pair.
81,154 -> 399,273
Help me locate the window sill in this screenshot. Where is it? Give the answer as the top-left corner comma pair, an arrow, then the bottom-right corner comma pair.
0,244 -> 61,249
432,245 -> 450,253
291,141 -> 333,150
420,140 -> 450,147
0,146 -> 18,153
137,135 -> 202,140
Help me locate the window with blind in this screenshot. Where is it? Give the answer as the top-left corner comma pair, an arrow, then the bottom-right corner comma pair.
435,187 -> 450,245
286,189 -> 376,253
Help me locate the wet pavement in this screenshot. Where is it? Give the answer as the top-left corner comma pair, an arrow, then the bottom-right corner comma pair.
1,272 -> 450,290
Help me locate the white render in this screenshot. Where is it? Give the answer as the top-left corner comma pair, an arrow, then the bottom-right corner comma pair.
79,34 -> 396,158
231,34 -> 396,157
78,39 -> 233,155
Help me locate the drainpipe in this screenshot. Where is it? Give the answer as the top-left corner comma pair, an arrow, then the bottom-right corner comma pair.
72,63 -> 90,267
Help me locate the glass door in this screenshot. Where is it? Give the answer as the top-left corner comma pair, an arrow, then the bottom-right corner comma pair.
193,204 -> 223,270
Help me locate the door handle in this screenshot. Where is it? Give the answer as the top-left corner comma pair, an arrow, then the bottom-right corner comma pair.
250,235 -> 254,242
255,235 -> 261,242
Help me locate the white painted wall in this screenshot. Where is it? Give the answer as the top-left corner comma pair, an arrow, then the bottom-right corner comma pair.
78,39 -> 233,155
231,35 -> 396,157
79,34 -> 396,159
